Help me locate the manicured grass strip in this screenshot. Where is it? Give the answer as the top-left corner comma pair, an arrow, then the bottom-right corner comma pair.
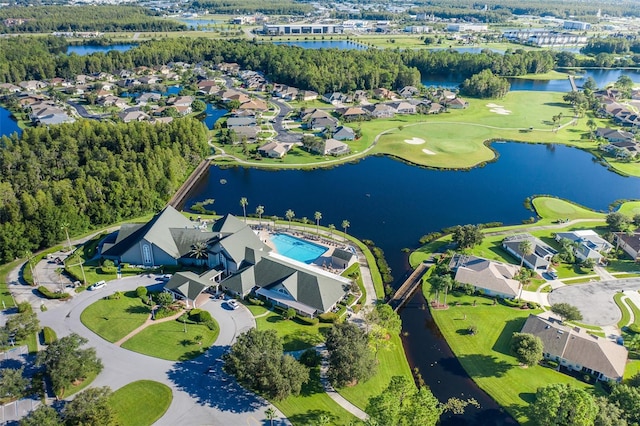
80,291 -> 150,343
613,293 -> 631,330
425,283 -> 591,424
626,298 -> 640,327
246,304 -> 269,316
531,197 -> 605,221
273,367 -> 358,426
617,201 -> 640,218
63,370 -> 98,399
121,319 -> 218,361
255,312 -> 330,352
337,333 -> 412,410
110,380 -> 172,426
624,360 -> 640,381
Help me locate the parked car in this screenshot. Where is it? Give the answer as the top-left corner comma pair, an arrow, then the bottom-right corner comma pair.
547,270 -> 558,280
88,280 -> 106,291
227,300 -> 240,310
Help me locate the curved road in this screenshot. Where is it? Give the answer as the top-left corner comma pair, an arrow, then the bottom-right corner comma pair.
66,100 -> 109,120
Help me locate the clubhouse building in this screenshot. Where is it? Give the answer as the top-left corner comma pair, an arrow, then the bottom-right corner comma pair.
100,206 -> 350,316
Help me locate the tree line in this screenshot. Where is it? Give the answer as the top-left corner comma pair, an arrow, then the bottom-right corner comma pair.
0,118 -> 208,263
0,5 -> 186,33
189,0 -> 312,16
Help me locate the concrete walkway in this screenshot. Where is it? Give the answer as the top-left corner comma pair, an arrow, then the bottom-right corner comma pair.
113,309 -> 184,347
594,265 -> 616,281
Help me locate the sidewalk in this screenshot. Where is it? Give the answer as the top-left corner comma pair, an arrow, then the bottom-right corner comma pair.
114,309 -> 184,347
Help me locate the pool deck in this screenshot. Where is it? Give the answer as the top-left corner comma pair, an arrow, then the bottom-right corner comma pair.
254,227 -> 352,275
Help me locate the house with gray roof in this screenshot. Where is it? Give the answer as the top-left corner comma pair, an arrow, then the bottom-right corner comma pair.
614,231 -> 640,261
502,234 -> 556,272
165,271 -> 218,308
332,125 -> 355,141
521,313 -> 627,382
449,254 -> 520,299
222,253 -> 349,317
555,230 -> 612,265
101,205 -> 214,267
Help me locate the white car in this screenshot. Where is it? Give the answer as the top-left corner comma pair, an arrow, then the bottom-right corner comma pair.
227,300 -> 240,310
89,280 -> 106,291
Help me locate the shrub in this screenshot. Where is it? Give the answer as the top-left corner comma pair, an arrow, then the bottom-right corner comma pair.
197,310 -> 212,323
468,325 -> 478,335
189,309 -> 202,320
296,315 -> 319,326
247,297 -> 264,306
37,286 -> 70,300
300,349 -> 322,367
502,298 -> 522,308
42,326 -> 57,345
136,286 -> 148,298
527,302 -> 540,309
204,320 -> 217,331
17,302 -> 32,313
318,312 -> 338,323
106,291 -> 123,300
629,324 -> 640,334
352,304 -> 362,314
154,307 -> 174,320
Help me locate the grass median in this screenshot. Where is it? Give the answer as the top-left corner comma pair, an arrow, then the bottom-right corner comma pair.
110,380 -> 172,426
80,291 -> 150,343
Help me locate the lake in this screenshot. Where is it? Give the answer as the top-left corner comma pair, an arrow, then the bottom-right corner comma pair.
66,44 -> 136,56
202,104 -> 226,130
0,106 -> 22,139
422,68 -> 640,92
272,40 -> 368,50
179,18 -> 222,30
183,142 -> 639,423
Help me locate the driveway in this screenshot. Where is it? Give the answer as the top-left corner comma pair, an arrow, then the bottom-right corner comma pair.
548,277 -> 640,326
32,274 -> 287,425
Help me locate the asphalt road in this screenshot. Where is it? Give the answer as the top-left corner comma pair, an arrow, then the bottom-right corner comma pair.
548,277 -> 640,326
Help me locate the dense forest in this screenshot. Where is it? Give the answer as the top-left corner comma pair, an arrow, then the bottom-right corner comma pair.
581,36 -> 640,55
0,119 -> 208,263
189,0 -> 312,16
0,6 -> 187,33
0,37 -> 560,92
408,0 -> 640,20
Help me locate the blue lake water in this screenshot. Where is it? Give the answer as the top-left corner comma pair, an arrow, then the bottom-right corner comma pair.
202,104 -> 226,130
270,233 -> 328,264
0,106 -> 22,139
273,40 -> 368,50
429,47 -> 505,54
179,18 -> 222,30
422,68 -> 640,91
183,142 -> 639,423
164,85 -> 182,96
66,44 -> 136,56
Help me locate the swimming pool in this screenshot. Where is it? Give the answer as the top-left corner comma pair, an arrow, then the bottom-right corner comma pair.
270,233 -> 328,264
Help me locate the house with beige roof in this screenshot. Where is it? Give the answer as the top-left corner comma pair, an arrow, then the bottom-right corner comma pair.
449,254 -> 520,299
521,313 -> 627,382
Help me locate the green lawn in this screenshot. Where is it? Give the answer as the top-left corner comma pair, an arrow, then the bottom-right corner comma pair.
624,360 -> 640,381
121,319 -> 219,361
337,333 -> 412,410
617,201 -> 640,217
613,293 -> 630,330
274,367 -> 358,426
531,197 -> 605,221
246,303 -> 269,316
426,284 -> 591,424
80,291 -> 150,343
62,370 -> 98,399
110,380 -> 172,426
255,312 -> 330,351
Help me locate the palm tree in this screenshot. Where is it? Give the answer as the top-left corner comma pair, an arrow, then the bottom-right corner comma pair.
342,220 -> 350,241
328,224 -> 336,238
301,217 -> 309,227
256,205 -> 264,226
61,221 -> 72,251
285,209 -> 295,229
265,407 -> 276,426
189,242 -> 209,266
314,211 -> 322,234
240,197 -> 248,222
518,240 -> 533,268
586,118 -> 597,140
271,215 -> 279,230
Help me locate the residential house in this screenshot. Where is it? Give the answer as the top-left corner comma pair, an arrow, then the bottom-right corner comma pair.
601,141 -> 640,158
18,80 -> 47,92
364,103 -> 395,118
521,313 -> 627,382
101,205 -> 214,267
119,110 -> 150,123
218,63 -> 241,75
353,90 -> 369,103
399,86 -> 420,98
137,92 -> 162,106
446,97 -> 469,109
310,138 -> 350,156
308,116 -> 339,132
333,126 -> 356,141
373,88 -> 396,100
337,107 -> 368,121
239,99 -> 268,112
439,89 -> 457,101
322,92 -> 352,105
98,95 -> 129,109
258,141 -> 291,158
301,108 -> 331,122
169,96 -> 194,107
502,234 -> 557,272
138,76 -> 162,85
227,116 -> 257,128
613,231 -> 640,261
388,101 -> 416,114
596,127 -> 635,143
233,125 -> 260,141
0,83 -> 21,93
299,90 -> 319,101
555,230 -> 613,264
449,254 -> 520,299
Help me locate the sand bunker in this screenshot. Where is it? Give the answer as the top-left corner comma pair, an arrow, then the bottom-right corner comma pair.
422,149 -> 435,155
490,107 -> 512,115
404,137 -> 426,145
485,103 -> 503,108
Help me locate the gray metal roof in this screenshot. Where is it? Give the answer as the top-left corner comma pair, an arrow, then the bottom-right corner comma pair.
164,271 -> 211,301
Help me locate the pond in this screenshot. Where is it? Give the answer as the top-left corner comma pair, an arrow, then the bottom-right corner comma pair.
201,104 -> 226,130
422,68 -> 640,92
66,44 -> 137,56
0,106 -> 22,139
178,18 -> 222,30
182,142 -> 639,423
272,40 -> 368,50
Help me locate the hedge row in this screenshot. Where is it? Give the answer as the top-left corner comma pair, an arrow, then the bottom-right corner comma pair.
37,286 -> 70,300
